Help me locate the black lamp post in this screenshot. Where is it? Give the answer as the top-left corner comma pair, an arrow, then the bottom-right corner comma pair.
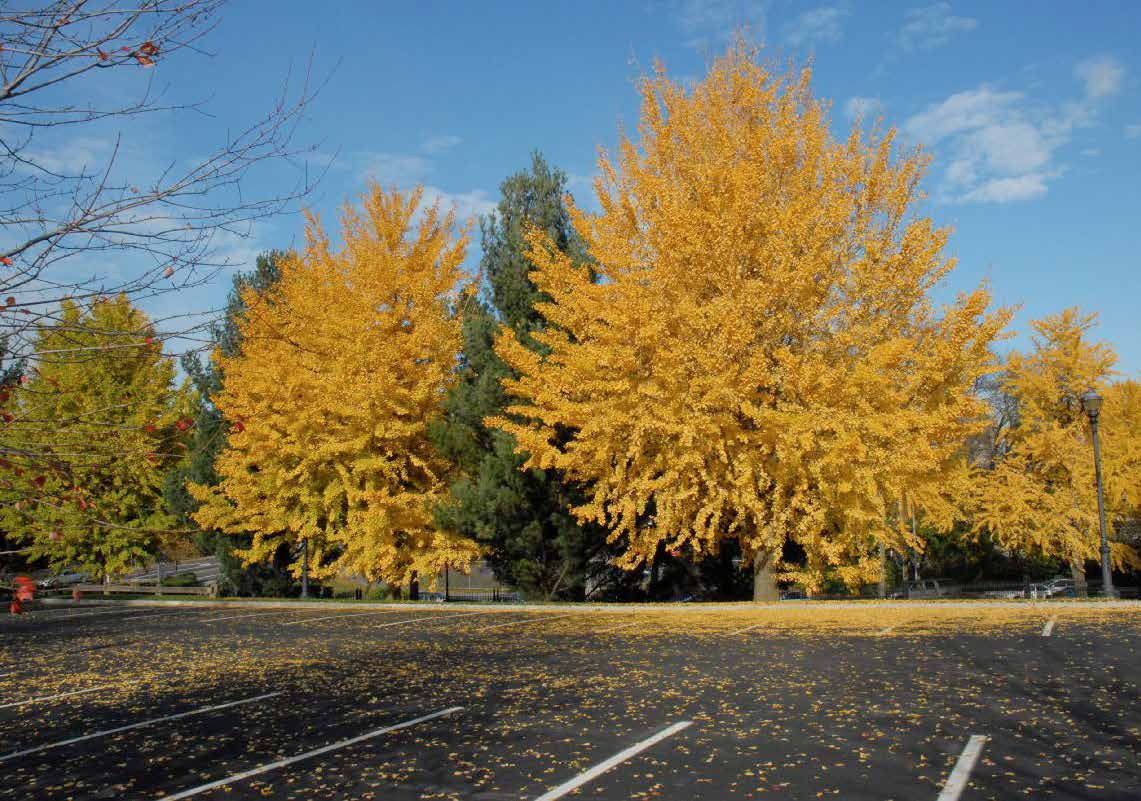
300,537 -> 309,598
1081,388 -> 1116,599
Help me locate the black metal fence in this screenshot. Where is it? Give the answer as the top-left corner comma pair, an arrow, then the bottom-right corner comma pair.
419,588 -> 521,603
792,580 -> 1138,601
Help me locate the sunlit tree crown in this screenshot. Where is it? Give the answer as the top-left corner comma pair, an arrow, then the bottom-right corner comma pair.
492,43 -> 1011,588
191,185 -> 480,585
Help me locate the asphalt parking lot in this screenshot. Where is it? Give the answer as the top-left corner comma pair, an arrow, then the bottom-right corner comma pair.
0,603 -> 1137,800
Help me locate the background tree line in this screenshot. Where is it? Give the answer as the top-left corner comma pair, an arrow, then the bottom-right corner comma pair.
3,42 -> 1139,601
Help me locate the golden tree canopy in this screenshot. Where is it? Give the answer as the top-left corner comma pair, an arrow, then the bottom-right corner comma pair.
191,185 -> 480,585
972,308 -> 1141,569
491,43 -> 1010,588
0,295 -> 186,578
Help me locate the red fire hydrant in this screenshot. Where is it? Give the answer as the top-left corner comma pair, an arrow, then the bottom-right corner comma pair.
9,575 -> 35,615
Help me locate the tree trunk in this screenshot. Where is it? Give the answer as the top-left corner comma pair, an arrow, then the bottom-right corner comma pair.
1069,561 -> 1088,598
752,549 -> 780,602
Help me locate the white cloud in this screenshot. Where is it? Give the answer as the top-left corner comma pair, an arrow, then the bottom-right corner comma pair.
1126,124 -> 1141,140
784,6 -> 847,46
905,87 -> 1021,141
905,89 -> 1055,203
898,3 -> 977,51
958,174 -> 1048,203
673,0 -> 766,48
1075,56 -> 1124,99
844,96 -> 883,120
420,186 -> 496,223
357,152 -> 432,184
353,146 -> 493,224
904,55 -> 1126,205
21,136 -> 111,175
966,121 -> 1051,175
421,134 -> 463,154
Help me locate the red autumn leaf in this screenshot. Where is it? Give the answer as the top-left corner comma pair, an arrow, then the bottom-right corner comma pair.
163,265 -> 175,277
145,336 -> 154,345
143,423 -> 156,434
1,413 -> 13,423
139,41 -> 159,56
32,475 -> 45,488
98,49 -> 110,61
135,53 -> 155,67
232,420 -> 245,432
0,257 -> 12,266
4,297 -> 13,306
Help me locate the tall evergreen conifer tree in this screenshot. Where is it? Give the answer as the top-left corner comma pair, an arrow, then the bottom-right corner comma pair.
430,153 -> 618,600
164,252 -> 297,595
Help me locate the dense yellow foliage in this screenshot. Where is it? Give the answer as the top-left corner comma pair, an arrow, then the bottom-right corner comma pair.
190,186 -> 480,586
0,295 -> 186,577
491,44 -> 1010,589
972,309 -> 1141,569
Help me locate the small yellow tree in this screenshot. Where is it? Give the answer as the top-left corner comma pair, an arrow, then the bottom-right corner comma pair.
491,43 -> 1010,597
0,295 -> 187,578
191,186 -> 480,587
971,309 -> 1141,588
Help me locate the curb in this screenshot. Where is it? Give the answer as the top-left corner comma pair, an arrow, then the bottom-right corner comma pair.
38,597 -> 1141,614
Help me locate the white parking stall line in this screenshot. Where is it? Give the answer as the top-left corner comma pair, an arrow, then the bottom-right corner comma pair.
159,706 -> 464,800
533,720 -> 694,801
0,684 -> 115,710
282,609 -> 405,626
936,735 -> 988,801
596,621 -> 638,634
0,691 -> 281,763
202,610 -> 303,623
474,613 -> 576,632
117,609 -> 203,622
371,610 -> 496,629
727,622 -> 763,636
1041,617 -> 1057,637
26,607 -> 133,620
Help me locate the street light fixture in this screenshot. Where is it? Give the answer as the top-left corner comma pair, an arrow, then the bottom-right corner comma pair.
1080,388 -> 1116,599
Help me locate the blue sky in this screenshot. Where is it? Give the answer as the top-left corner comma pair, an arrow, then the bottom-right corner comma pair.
100,1 -> 1141,374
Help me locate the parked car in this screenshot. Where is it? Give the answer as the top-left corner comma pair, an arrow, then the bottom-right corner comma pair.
36,571 -> 86,590
1035,577 -> 1077,598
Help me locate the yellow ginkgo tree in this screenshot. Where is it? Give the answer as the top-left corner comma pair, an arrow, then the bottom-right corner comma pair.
491,43 -> 1011,598
970,309 -> 1141,591
191,185 -> 480,588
